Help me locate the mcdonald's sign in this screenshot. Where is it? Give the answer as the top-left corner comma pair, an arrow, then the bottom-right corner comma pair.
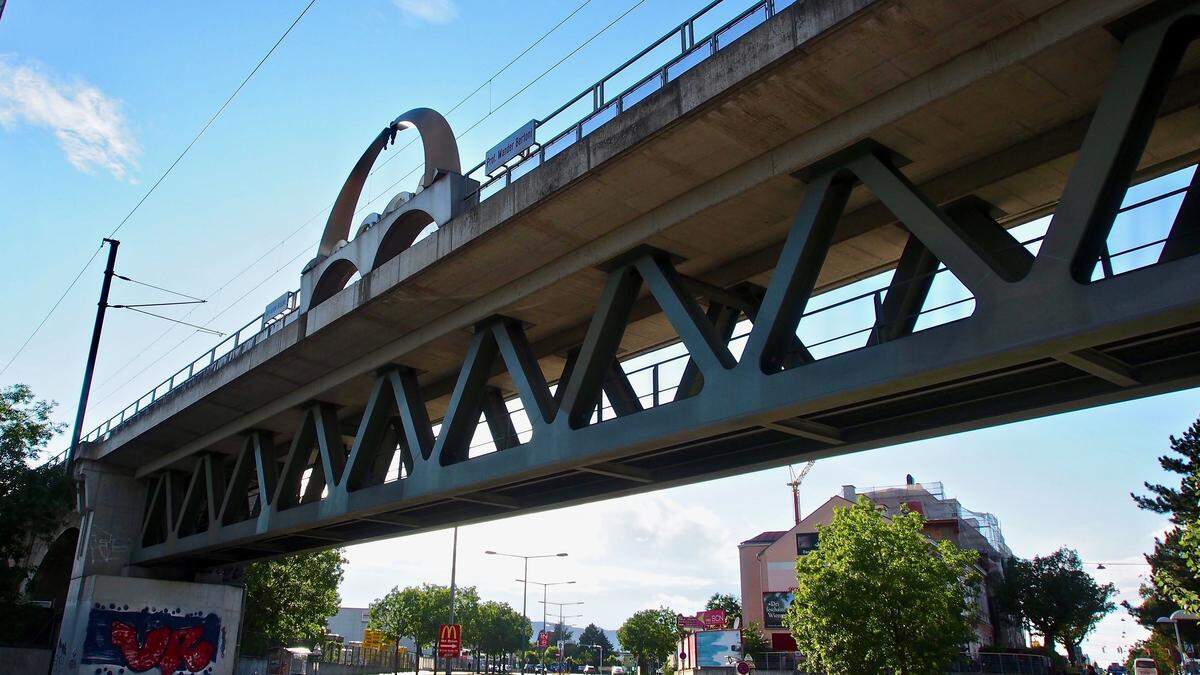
438,623 -> 462,658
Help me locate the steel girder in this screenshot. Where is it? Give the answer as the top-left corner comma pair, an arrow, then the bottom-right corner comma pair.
132,3 -> 1200,567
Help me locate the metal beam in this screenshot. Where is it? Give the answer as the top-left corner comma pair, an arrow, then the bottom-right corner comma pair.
578,462 -> 654,484
1055,348 -> 1141,387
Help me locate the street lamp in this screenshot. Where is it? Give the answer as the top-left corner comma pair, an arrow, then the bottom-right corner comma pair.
583,643 -> 605,673
526,581 -> 577,642
486,551 -> 568,674
541,601 -> 585,673
1159,611 -> 1200,667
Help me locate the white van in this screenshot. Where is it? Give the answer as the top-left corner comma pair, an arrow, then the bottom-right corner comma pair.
1132,658 -> 1159,675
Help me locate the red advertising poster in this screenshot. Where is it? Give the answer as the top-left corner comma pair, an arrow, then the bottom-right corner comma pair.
537,631 -> 550,648
438,624 -> 462,658
698,609 -> 727,628
676,614 -> 704,629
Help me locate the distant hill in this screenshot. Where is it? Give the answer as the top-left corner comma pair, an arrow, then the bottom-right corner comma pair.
531,622 -> 621,651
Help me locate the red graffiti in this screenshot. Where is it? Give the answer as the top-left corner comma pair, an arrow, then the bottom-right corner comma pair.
110,620 -> 215,673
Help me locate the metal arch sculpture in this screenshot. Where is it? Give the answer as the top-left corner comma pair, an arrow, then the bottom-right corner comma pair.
319,108 -> 461,256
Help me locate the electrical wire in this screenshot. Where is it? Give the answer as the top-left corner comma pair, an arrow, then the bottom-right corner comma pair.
88,0 -> 607,399
85,0 -> 651,422
0,0 -> 317,378
0,245 -> 103,377
119,307 -> 224,336
115,275 -> 205,302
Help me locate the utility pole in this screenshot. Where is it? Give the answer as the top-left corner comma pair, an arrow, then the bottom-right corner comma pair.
447,526 -> 458,675
67,238 -> 120,475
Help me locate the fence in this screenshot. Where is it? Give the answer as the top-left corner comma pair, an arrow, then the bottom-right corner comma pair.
750,651 -> 1048,674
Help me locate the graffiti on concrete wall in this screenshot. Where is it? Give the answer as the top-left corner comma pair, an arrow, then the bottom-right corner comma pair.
80,604 -> 225,674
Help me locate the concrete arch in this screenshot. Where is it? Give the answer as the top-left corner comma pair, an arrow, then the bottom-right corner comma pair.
320,108 -> 460,256
373,208 -> 436,270
311,258 -> 360,309
27,527 -> 79,609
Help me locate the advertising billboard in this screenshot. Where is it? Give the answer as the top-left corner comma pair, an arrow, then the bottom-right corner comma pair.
762,592 -> 794,629
693,630 -> 741,668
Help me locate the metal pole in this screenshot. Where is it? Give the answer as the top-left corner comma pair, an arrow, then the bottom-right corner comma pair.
543,585 -> 549,668
1174,619 -> 1185,661
67,238 -> 119,475
522,558 -> 529,675
448,526 -> 458,675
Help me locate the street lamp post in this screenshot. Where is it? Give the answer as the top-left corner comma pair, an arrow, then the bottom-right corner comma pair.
485,551 -> 568,675
525,581 -> 576,652
583,643 -> 604,673
540,601 -> 584,673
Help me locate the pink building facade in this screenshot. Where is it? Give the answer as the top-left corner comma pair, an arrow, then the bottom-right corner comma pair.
738,483 -> 1024,654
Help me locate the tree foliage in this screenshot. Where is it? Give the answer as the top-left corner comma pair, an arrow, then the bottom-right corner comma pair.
617,608 -> 677,674
577,623 -> 614,661
740,621 -> 770,662
1002,548 -> 1115,658
0,384 -> 70,605
241,549 -> 346,654
1157,519 -> 1200,614
784,496 -> 980,675
367,583 -> 492,656
704,593 -> 741,628
1128,416 -> 1200,655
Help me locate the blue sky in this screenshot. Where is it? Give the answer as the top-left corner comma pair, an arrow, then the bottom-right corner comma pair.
1,0 -> 1196,662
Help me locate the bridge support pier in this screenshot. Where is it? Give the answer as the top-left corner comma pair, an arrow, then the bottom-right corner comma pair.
52,458 -> 244,675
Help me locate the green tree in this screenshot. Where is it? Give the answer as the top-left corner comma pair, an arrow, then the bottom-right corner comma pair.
0,385 -> 70,606
1003,548 -> 1115,660
578,623 -> 614,664
1127,631 -> 1180,675
1157,519 -> 1200,613
241,549 -> 346,654
784,496 -> 980,675
739,621 -> 770,663
1129,419 -> 1200,634
617,608 -> 677,674
704,593 -> 741,628
369,586 -> 425,655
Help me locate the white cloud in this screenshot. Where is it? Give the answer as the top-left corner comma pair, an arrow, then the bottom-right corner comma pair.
0,55 -> 139,181
392,0 -> 458,24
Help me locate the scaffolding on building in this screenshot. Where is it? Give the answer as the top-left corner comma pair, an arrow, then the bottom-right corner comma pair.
859,481 -> 1012,561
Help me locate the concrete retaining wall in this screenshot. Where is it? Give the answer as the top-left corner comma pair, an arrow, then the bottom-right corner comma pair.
54,575 -> 243,675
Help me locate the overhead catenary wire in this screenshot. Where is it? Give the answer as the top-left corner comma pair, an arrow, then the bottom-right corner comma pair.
86,0 -> 633,410
119,307 -> 224,336
114,275 -> 205,302
0,0 -> 317,378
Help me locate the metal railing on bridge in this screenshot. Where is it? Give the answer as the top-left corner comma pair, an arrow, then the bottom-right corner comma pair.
68,0 -> 1197,461
462,0 -> 801,202
74,0 -> 797,450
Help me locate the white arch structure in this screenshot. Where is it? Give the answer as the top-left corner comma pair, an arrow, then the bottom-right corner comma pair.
301,108 -> 477,312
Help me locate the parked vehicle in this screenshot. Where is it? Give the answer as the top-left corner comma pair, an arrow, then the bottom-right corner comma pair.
1132,658 -> 1159,675
582,666 -> 596,674
611,667 -> 625,675
1107,663 -> 1130,674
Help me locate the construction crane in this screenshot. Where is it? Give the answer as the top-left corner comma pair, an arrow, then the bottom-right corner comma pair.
787,461 -> 816,526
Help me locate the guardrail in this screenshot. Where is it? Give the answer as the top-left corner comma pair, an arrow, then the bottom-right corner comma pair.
74,0 -> 797,449
463,0 -> 796,201
79,290 -> 299,445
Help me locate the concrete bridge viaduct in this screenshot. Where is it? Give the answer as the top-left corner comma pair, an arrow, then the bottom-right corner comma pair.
50,0 -> 1200,672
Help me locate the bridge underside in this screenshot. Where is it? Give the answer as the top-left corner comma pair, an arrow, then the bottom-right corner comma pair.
83,0 -> 1200,569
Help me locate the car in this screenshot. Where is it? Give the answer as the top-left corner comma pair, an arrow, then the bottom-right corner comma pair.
582,667 -> 596,674
1132,658 -> 1159,675
611,667 -> 625,675
1107,664 -> 1129,674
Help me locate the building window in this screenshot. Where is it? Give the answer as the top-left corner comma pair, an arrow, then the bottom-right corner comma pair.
796,532 -> 819,555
